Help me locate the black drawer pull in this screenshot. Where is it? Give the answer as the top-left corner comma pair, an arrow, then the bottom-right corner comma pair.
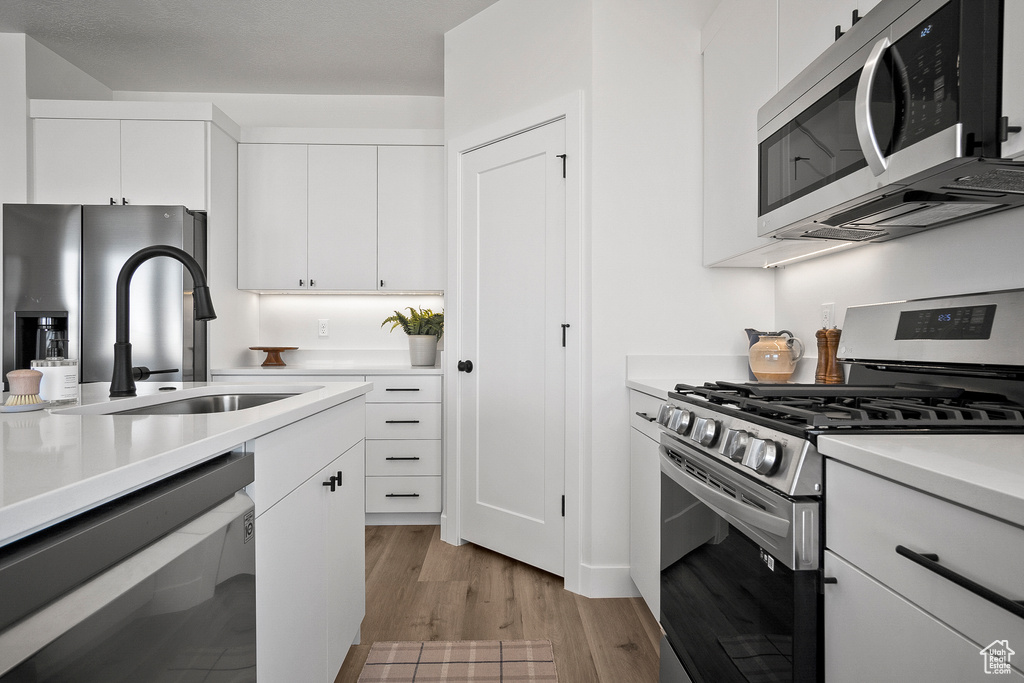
385,420 -> 420,424
385,388 -> 420,392
385,493 -> 421,498
895,545 -> 1024,620
386,456 -> 421,461
634,411 -> 657,423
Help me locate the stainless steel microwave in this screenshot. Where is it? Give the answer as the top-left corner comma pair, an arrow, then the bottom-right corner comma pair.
757,0 -> 1024,243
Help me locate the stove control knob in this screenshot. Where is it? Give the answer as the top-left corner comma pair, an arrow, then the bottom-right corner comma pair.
722,429 -> 749,461
667,408 -> 694,435
744,438 -> 780,475
656,403 -> 675,427
691,417 -> 720,447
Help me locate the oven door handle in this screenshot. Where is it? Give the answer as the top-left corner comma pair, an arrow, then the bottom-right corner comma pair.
661,456 -> 791,538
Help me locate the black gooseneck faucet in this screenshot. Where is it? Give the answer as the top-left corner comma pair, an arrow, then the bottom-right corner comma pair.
110,245 -> 216,397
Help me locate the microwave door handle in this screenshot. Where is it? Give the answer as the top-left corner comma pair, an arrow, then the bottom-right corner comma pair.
855,36 -> 891,177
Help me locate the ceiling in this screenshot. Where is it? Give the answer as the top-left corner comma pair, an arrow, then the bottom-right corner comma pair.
0,0 -> 501,96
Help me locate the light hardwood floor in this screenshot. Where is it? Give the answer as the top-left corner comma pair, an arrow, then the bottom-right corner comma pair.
335,525 -> 661,683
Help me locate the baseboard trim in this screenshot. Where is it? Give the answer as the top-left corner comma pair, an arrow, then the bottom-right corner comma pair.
366,512 -> 442,526
578,562 -> 643,599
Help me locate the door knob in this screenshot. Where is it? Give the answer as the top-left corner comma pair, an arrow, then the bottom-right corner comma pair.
457,360 -> 474,373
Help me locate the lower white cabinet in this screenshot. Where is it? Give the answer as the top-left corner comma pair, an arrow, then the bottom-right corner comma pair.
629,389 -> 663,619
825,459 -> 1024,680
211,370 -> 444,522
365,375 -> 443,520
253,400 -> 365,683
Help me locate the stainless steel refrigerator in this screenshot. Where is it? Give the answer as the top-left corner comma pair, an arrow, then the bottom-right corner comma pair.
3,204 -> 208,390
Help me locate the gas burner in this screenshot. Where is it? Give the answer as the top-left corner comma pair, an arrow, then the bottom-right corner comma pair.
670,381 -> 1024,432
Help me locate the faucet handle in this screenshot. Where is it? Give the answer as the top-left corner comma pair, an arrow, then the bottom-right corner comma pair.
131,367 -> 179,381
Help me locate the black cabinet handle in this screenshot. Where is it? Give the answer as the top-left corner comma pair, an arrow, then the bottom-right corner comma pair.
386,456 -> 421,461
458,360 -> 474,373
635,411 -> 657,423
895,545 -> 1024,619
385,388 -> 420,392
110,197 -> 117,205
322,476 -> 337,492
385,493 -> 421,498
385,420 -> 420,424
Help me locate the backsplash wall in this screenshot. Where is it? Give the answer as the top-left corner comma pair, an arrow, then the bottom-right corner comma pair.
256,293 -> 445,353
774,209 -> 1024,348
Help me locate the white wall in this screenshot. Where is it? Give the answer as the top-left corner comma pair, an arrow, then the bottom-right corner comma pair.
775,211 -> 1024,347
446,0 -> 774,596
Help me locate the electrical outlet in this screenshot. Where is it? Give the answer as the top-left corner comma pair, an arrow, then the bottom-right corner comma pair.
821,303 -> 835,329
318,319 -> 329,337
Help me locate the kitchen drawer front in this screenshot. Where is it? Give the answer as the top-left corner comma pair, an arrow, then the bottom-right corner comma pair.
827,460 -> 1024,646
366,403 -> 441,439
365,375 -> 441,403
365,476 -> 442,513
629,390 -> 663,441
823,550 -> 1023,681
366,439 -> 442,476
254,398 -> 365,516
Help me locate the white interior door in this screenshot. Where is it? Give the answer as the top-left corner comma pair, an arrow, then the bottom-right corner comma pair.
458,119 -> 566,576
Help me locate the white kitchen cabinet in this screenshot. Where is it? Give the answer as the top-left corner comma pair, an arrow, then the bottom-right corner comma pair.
778,0 -> 885,87
32,118 -> 207,208
238,143 -> 444,292
629,389 -> 662,620
237,144 -> 309,290
824,459 -> 1024,680
701,0 -> 779,266
308,145 -> 378,290
377,146 -> 445,291
365,374 -> 443,521
253,401 -> 365,683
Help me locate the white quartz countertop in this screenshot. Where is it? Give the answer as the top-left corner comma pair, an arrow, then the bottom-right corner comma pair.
0,380 -> 371,546
213,364 -> 441,376
819,434 -> 1024,528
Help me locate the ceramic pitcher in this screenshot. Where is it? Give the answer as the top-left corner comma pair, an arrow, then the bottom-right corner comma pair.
748,332 -> 804,383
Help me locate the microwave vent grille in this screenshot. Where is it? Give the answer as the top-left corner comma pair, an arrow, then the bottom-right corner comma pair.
943,168 -> 1024,195
873,202 -> 996,227
802,226 -> 887,241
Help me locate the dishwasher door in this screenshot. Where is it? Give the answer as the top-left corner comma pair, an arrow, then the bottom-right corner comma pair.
0,456 -> 256,682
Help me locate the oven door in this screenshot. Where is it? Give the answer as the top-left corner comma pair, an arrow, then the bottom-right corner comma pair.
659,434 -> 821,683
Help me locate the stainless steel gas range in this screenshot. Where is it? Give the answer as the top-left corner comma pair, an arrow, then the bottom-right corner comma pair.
657,290 -> 1024,683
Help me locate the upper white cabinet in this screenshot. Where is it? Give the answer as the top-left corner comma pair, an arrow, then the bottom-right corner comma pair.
238,142 -> 444,292
378,146 -> 445,292
778,0 -> 882,88
32,118 -> 207,209
702,0 -> 779,266
702,0 -> 873,267
309,145 -> 379,290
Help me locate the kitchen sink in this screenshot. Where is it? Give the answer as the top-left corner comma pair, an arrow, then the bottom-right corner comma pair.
110,393 -> 297,415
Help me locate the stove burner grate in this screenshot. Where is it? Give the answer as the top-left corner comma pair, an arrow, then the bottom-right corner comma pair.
671,382 -> 1024,431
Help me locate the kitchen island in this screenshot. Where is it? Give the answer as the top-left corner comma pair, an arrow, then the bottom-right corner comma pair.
0,380 -> 371,682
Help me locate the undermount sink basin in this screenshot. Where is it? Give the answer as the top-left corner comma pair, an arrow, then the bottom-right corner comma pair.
110,393 -> 297,416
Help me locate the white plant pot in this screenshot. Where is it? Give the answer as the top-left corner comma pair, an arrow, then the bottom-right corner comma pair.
408,335 -> 438,367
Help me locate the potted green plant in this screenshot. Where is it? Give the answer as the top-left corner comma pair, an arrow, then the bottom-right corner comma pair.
381,307 -> 444,366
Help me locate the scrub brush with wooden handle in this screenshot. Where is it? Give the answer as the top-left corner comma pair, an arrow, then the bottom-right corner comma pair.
5,369 -> 44,406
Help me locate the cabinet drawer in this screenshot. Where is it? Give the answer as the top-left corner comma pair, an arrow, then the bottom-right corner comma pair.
366,440 -> 442,476
629,390 -> 664,441
827,460 -> 1024,647
365,476 -> 442,513
365,375 -> 441,402
823,551 -> 1023,681
253,399 -> 365,517
366,403 -> 441,439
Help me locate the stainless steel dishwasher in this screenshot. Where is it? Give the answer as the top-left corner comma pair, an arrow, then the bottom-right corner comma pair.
0,450 -> 256,682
